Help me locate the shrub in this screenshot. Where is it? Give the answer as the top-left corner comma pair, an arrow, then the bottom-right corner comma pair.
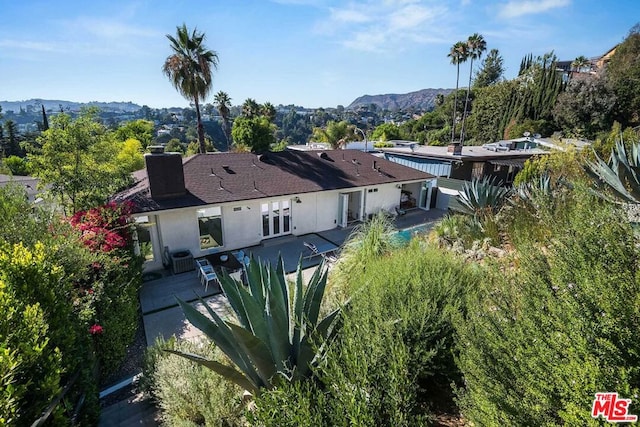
455,194 -> 640,425
143,337 -> 244,426
251,242 -> 479,425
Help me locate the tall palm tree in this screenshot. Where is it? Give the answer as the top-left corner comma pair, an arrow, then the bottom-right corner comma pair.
448,41 -> 468,144
163,24 -> 219,154
460,33 -> 486,145
214,91 -> 232,151
261,102 -> 277,123
242,98 -> 260,118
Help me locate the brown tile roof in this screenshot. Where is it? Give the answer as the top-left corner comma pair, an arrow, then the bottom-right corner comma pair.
112,150 -> 433,213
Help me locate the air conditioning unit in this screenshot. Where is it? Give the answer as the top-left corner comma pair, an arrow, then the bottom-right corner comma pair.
171,250 -> 194,274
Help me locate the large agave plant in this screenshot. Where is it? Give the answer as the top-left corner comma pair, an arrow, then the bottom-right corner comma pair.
168,257 -> 344,395
587,139 -> 640,204
457,176 -> 511,217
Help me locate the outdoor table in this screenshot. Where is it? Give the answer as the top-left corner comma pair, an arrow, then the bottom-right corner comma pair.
205,251 -> 243,272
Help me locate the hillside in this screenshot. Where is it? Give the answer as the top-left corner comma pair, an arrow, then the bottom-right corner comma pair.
0,99 -> 142,113
347,88 -> 453,111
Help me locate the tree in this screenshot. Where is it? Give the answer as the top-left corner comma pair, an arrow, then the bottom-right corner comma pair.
163,24 -> 219,154
2,120 -> 22,157
371,122 -> 404,141
571,55 -> 591,75
114,120 -> 154,148
460,33 -> 486,145
41,105 -> 49,131
552,75 -> 616,138
311,120 -> 354,149
28,110 -> 128,213
3,155 -> 30,176
607,25 -> 640,126
262,102 -> 277,123
448,41 -> 468,143
231,116 -> 276,153
116,138 -> 145,173
242,98 -> 260,118
473,48 -> 504,88
214,91 -> 232,151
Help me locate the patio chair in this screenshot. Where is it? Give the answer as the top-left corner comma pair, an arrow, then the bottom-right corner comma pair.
195,258 -> 213,279
304,242 -> 338,263
201,270 -> 219,293
233,250 -> 245,262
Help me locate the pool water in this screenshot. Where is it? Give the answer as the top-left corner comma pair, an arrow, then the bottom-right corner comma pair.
394,224 -> 430,244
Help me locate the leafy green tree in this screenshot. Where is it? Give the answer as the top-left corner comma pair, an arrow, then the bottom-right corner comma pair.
473,48 -> 504,88
231,116 -> 275,152
163,24 -> 219,154
214,90 -> 233,150
466,80 -> 515,143
3,155 -> 29,176
116,138 -> 145,173
371,122 -> 404,141
114,119 -> 154,148
28,110 -> 128,213
552,75 -> 616,138
460,33 -> 486,145
311,120 -> 354,149
448,41 -> 468,143
170,258 -> 345,394
165,137 -> 186,153
607,24 -> 640,126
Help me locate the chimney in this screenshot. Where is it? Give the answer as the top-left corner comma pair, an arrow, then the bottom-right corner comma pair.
145,145 -> 186,199
447,142 -> 462,155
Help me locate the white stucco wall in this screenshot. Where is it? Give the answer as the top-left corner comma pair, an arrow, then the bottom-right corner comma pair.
363,183 -> 402,216
138,181 -> 429,269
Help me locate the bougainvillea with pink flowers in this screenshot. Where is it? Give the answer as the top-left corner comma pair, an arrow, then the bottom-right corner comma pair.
70,201 -> 135,252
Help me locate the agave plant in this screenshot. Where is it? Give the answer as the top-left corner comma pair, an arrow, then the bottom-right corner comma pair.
586,139 -> 640,204
457,176 -> 511,218
168,257 -> 344,395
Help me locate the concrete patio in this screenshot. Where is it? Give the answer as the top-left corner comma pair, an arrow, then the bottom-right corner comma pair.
139,208 -> 446,346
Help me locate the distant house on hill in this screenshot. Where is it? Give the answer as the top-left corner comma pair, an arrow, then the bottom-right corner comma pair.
111,147 -> 435,271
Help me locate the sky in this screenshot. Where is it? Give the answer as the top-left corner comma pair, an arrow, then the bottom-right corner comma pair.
1,0 -> 638,109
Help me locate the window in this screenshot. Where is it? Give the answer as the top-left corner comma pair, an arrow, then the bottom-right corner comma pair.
472,162 -> 484,179
134,216 -> 155,262
493,164 -> 502,172
506,166 -> 516,183
197,207 -> 223,250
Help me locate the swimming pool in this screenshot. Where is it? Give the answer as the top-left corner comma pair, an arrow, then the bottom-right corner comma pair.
394,223 -> 431,244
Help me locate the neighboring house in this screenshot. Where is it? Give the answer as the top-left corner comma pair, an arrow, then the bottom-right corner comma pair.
112,147 -> 435,271
378,141 -> 548,210
0,174 -> 42,203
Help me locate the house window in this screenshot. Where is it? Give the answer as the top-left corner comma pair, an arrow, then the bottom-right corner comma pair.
197,207 -> 223,250
134,215 -> 155,262
493,164 -> 502,172
506,166 -> 516,183
472,162 -> 484,179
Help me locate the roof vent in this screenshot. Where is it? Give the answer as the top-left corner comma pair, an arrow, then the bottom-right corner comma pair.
318,152 -> 330,160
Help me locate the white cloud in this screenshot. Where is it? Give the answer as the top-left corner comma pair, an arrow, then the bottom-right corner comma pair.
318,0 -> 452,52
498,0 -> 570,19
0,39 -> 60,52
70,17 -> 160,39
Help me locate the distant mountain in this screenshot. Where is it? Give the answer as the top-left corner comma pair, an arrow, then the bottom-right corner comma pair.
0,99 -> 142,113
347,88 -> 453,111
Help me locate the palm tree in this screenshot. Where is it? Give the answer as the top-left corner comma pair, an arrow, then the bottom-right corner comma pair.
214,91 -> 232,151
571,55 -> 591,76
163,24 -> 219,154
460,33 -> 486,145
448,41 -> 468,144
242,98 -> 260,118
261,102 -> 277,123
311,120 -> 354,149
